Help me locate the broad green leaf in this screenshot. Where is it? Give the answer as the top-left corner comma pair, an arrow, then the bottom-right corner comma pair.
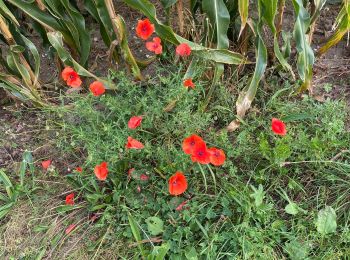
236,24 -> 267,119
47,31 -> 116,89
83,0 -> 115,47
0,169 -> 13,187
311,0 -> 327,24
259,0 -> 294,79
185,246 -> 198,260
160,0 -> 177,9
147,243 -> 170,260
6,0 -> 66,33
0,0 -> 19,25
284,239 -> 310,260
292,0 -> 315,91
238,0 -> 249,37
250,184 -> 265,207
0,202 -> 15,219
202,0 -> 230,49
128,213 -> 146,258
111,14 -> 143,80
285,202 -> 299,215
60,0 -> 91,66
20,35 -> 40,86
259,0 -> 278,33
123,0 -> 246,65
146,216 -> 164,236
316,206 -> 337,235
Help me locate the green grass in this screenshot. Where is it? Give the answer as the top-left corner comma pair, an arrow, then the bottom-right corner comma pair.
2,67 -> 350,259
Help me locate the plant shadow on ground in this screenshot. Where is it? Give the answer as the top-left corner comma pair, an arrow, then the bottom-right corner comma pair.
2,65 -> 350,259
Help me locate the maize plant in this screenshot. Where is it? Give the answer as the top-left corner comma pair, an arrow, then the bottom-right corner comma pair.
0,0 -> 348,117
0,4 -> 45,106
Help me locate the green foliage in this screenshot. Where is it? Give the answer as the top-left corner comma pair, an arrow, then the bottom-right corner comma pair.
49,69 -> 350,258
0,151 -> 35,219
316,206 -> 337,235
7,0 -> 91,66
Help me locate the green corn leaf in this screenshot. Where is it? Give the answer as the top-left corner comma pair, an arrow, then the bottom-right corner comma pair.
83,0 -> 115,47
160,0 -> 178,9
236,25 -> 267,119
0,202 -> 15,219
259,0 -> 278,34
0,169 -> 13,188
238,0 -> 249,37
128,213 -> 146,258
292,0 -> 315,92
6,0 -> 66,32
47,31 -> 116,89
20,35 -> 40,86
259,0 -> 295,79
61,0 -> 91,66
123,0 -> 247,65
0,0 -> 19,25
311,0 -> 327,24
7,0 -> 90,66
202,0 -> 230,49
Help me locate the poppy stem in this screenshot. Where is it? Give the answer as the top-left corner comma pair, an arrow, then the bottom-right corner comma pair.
153,168 -> 166,179
207,164 -> 217,195
197,163 -> 207,192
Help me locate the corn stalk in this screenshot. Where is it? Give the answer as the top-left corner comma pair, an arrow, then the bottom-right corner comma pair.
0,12 -> 45,106
104,0 -> 143,80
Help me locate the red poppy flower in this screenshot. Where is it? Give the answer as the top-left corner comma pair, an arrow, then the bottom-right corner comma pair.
126,136 -> 144,149
128,116 -> 143,129
191,143 -> 211,164
208,147 -> 226,166
65,193 -> 75,206
176,43 -> 191,57
89,81 -> 105,96
61,67 -> 82,88
76,167 -> 82,173
41,160 -> 51,170
137,185 -> 142,193
136,19 -> 155,40
168,172 -> 188,196
182,134 -> 205,155
183,78 -> 195,89
65,224 -> 76,235
271,118 -> 287,136
140,174 -> 149,181
94,162 -> 108,181
146,37 -> 162,54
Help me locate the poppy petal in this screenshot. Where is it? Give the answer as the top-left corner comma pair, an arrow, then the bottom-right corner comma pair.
89,81 -> 105,96
41,160 -> 51,170
136,19 -> 155,40
208,147 -> 226,166
126,136 -> 144,149
168,172 -> 188,196
128,116 -> 143,129
271,118 -> 287,136
176,43 -> 191,57
182,134 -> 205,155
